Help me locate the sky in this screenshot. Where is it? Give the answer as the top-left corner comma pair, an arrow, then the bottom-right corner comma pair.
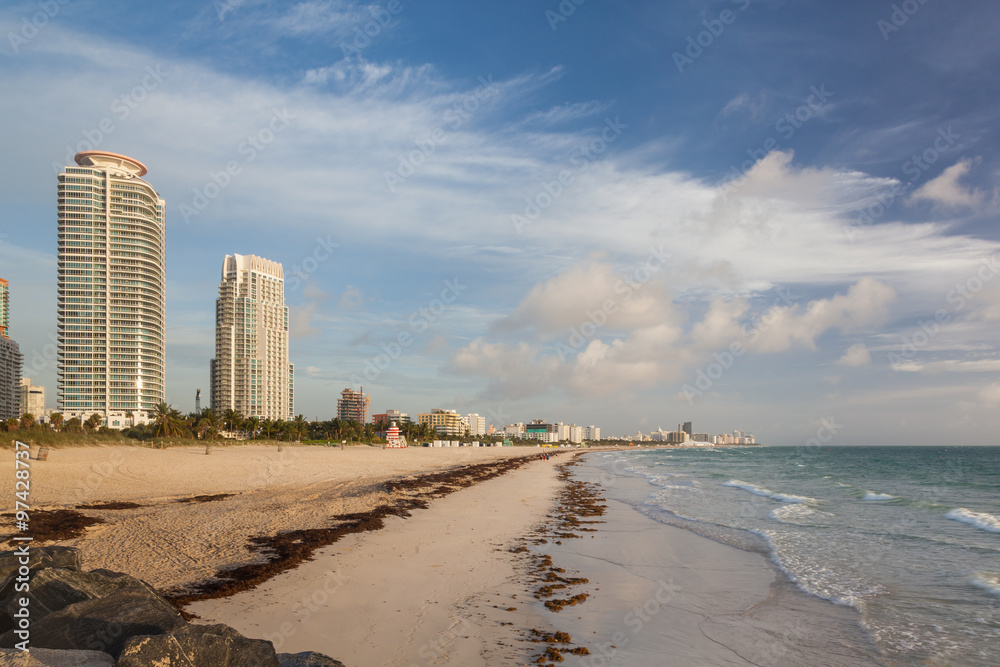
1,0 -> 999,444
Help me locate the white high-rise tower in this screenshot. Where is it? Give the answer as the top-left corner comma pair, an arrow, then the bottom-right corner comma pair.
210,254 -> 294,420
57,151 -> 165,425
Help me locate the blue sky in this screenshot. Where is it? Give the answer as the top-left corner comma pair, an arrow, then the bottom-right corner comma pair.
2,0 -> 1000,443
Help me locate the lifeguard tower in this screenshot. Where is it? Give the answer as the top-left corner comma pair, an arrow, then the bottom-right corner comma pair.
385,422 -> 407,449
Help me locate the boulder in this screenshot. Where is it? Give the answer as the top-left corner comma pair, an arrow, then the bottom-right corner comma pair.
0,585 -> 185,657
0,549 -> 82,601
0,549 -> 81,582
0,648 -> 113,666
115,624 -> 279,667
3,569 -> 155,624
278,652 -> 346,666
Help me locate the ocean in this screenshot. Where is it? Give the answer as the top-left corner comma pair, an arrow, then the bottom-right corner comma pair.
588,446 -> 1000,666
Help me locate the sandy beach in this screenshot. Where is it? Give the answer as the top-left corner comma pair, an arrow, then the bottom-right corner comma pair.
3,444 -> 884,665
0,444 -> 540,593
189,451 -> 563,665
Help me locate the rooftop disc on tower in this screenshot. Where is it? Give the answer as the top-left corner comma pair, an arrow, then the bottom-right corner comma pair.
74,150 -> 148,177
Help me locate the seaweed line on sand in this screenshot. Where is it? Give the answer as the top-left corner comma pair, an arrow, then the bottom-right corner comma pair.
510,457 -> 606,666
161,454 -> 550,616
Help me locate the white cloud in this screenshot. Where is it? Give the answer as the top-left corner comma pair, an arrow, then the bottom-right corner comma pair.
909,158 -> 985,209
836,343 -> 871,367
339,286 -> 364,309
520,101 -> 610,127
719,92 -> 769,121
979,383 -> 1000,404
894,359 -> 1000,374
452,267 -> 895,400
749,278 -> 896,353
493,260 -> 676,339
270,1 -> 371,36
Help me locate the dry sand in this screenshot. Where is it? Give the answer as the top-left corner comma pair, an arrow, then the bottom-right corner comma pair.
188,454 -> 563,665
0,444 -> 538,592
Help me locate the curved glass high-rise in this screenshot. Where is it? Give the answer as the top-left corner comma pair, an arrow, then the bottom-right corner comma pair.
57,151 -> 165,425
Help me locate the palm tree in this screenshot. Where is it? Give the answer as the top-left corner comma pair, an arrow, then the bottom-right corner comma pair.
19,413 -> 35,430
3,417 -> 18,432
194,408 -> 218,440
321,420 -> 338,441
49,412 -> 63,431
64,417 -> 82,432
244,416 -> 261,440
289,415 -> 309,442
84,413 -> 103,431
152,402 -> 185,438
259,418 -> 276,440
222,409 -> 242,434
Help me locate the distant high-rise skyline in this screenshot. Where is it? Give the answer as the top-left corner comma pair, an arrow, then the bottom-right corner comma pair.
211,254 -> 294,420
57,151 -> 165,425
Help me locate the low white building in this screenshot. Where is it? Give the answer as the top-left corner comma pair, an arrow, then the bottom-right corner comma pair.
465,413 -> 486,436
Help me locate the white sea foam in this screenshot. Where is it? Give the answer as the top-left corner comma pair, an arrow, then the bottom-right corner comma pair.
770,504 -> 816,525
756,529 -> 883,609
971,572 -> 1000,596
945,508 -> 1000,533
863,492 -> 896,501
771,492 -> 817,503
724,479 -> 816,504
724,479 -> 773,497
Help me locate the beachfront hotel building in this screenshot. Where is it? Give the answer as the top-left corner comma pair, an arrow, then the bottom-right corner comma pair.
210,254 -> 294,421
337,388 -> 369,423
418,408 -> 464,436
465,413 -> 486,436
373,408 -> 409,427
56,152 -> 165,426
0,279 -> 21,421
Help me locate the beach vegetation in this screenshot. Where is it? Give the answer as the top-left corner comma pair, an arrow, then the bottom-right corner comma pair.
152,402 -> 189,438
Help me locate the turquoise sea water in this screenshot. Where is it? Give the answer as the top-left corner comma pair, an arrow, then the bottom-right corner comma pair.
591,446 -> 1000,665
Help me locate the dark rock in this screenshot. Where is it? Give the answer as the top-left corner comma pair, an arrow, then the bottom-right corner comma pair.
0,647 -> 113,666
3,569 -> 155,624
0,549 -> 82,602
277,652 -> 346,667
115,624 -> 279,667
0,548 -> 81,582
0,585 -> 185,657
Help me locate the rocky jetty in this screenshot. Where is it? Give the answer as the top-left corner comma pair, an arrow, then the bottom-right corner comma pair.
0,547 -> 344,667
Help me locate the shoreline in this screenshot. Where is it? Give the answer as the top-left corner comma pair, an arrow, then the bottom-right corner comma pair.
562,453 -> 883,666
